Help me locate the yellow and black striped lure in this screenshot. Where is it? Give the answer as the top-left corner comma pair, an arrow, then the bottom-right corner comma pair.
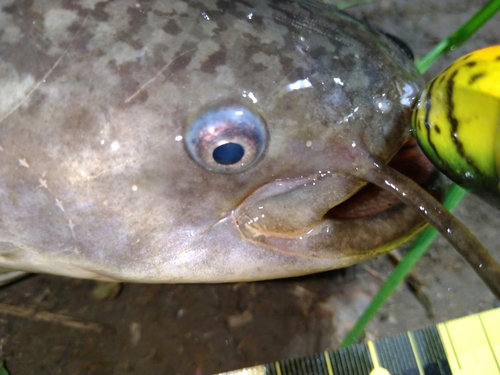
412,45 -> 500,206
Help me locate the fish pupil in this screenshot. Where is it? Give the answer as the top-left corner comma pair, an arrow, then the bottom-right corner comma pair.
213,142 -> 245,165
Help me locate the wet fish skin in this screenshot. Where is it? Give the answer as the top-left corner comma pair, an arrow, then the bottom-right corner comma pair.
0,0 -> 424,282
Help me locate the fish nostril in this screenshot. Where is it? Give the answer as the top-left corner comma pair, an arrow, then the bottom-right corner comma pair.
184,104 -> 268,173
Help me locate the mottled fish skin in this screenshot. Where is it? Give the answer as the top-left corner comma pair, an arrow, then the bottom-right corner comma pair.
0,0 -> 424,282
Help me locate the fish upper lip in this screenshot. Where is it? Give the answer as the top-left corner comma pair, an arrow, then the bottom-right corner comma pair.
232,171 -> 364,236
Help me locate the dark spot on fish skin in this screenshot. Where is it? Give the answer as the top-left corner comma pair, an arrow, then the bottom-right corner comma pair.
67,20 -> 84,36
239,32 -> 285,74
107,60 -> 144,102
216,0 -> 264,26
66,22 -> 103,57
61,1 -> 96,20
153,9 -> 176,17
62,0 -> 109,22
167,43 -> 197,75
241,33 -> 265,58
469,72 -> 486,85
162,19 -> 182,36
461,53 -> 473,61
233,0 -> 256,9
94,48 -> 106,58
269,0 -> 296,10
250,62 -> 268,73
116,60 -> 143,79
216,0 -> 233,12
0,27 -> 55,81
438,73 -> 447,84
114,3 -> 153,49
309,46 -> 327,60
25,91 -> 47,117
496,55 -> 500,61
210,17 -> 230,34
200,49 -> 227,74
127,3 -> 152,27
247,13 -> 264,26
465,61 -> 477,68
434,124 -> 441,134
183,0 -> 210,13
151,45 -> 169,71
60,105 -> 102,144
215,0 -> 254,22
279,55 -> 304,80
126,90 -> 149,106
117,31 -> 144,50
1,2 -> 24,14
208,0 -> 263,33
331,53 -> 357,75
90,1 -> 111,22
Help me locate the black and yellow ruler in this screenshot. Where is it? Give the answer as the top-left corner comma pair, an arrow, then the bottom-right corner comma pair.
216,308 -> 500,375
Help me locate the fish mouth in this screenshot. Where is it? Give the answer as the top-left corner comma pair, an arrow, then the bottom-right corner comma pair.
234,138 -> 444,265
326,138 -> 440,220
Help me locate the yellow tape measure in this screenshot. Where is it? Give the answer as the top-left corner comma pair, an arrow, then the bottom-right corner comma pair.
216,308 -> 500,375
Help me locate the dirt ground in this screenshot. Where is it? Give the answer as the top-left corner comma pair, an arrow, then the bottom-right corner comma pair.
1,1 -> 499,374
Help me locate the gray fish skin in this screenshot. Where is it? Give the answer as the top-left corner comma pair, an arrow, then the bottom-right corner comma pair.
0,0 -> 424,282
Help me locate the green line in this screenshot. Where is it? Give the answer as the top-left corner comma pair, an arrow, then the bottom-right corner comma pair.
0,361 -> 9,375
416,0 -> 500,73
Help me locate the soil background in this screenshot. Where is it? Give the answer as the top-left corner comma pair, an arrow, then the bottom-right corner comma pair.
1,1 -> 499,374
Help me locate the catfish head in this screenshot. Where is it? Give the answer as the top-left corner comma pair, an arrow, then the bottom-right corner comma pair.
1,0 -> 499,295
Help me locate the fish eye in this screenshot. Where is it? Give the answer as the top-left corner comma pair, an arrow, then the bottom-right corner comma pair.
184,105 -> 268,173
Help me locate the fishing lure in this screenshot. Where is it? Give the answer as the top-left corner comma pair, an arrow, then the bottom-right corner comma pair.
412,45 -> 500,206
